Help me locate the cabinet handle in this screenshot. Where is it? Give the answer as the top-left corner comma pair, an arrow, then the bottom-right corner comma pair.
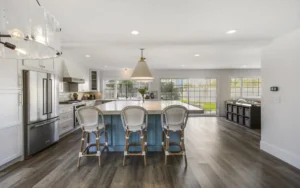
19,92 -> 23,106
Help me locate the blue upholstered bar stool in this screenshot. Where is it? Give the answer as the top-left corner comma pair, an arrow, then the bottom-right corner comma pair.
121,106 -> 148,166
75,106 -> 109,168
161,105 -> 189,165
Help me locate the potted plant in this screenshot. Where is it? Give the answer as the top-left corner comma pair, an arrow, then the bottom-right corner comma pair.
73,92 -> 78,100
138,86 -> 148,103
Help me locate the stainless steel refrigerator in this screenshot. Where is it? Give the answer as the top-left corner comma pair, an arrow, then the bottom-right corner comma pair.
23,70 -> 59,157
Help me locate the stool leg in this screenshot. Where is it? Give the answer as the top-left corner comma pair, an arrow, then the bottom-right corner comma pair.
144,130 -> 148,152
105,127 -> 109,152
77,131 -> 85,168
180,130 -> 187,166
96,131 -> 101,166
161,131 -> 165,152
123,131 -> 129,166
140,131 -> 146,166
165,131 -> 170,165
86,132 -> 90,154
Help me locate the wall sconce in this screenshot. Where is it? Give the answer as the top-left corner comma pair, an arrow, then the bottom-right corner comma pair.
124,68 -> 128,73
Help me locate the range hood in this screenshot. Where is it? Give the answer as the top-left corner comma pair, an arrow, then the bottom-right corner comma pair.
63,77 -> 85,84
62,61 -> 85,84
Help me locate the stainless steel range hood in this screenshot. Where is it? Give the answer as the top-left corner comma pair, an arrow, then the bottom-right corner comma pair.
62,61 -> 85,84
63,77 -> 85,84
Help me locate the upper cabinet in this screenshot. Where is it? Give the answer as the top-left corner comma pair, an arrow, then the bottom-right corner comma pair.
22,59 -> 54,72
89,69 -> 100,91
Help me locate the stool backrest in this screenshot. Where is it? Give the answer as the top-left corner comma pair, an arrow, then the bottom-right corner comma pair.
76,106 -> 104,130
161,105 -> 189,129
121,106 -> 148,130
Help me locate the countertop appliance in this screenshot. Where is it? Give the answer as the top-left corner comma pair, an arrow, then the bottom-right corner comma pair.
23,70 -> 59,157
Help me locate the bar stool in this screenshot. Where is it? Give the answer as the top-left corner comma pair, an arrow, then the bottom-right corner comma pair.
161,105 -> 189,165
121,106 -> 148,166
76,106 -> 109,168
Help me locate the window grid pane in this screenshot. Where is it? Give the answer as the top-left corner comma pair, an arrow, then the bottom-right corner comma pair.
231,77 -> 261,98
160,78 -> 217,115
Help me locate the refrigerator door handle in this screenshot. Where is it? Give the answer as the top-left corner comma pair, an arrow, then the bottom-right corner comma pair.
48,78 -> 53,114
43,78 -> 48,115
30,118 -> 59,129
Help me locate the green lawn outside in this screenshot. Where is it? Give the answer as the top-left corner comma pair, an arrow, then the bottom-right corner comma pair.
179,100 -> 217,111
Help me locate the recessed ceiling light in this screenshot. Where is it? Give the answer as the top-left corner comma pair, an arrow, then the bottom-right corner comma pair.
131,30 -> 139,35
227,30 -> 237,34
194,54 -> 200,57
104,65 -> 107,68
85,55 -> 90,58
181,65 -> 185,67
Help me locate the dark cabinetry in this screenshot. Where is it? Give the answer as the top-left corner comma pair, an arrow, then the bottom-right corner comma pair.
226,103 -> 261,129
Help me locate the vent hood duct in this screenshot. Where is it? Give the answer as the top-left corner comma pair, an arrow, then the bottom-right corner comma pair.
62,61 -> 85,84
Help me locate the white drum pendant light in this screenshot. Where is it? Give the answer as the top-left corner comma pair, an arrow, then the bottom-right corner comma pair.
131,49 -> 154,82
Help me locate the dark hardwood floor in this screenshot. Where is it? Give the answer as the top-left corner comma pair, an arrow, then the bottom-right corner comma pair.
1,117 -> 300,188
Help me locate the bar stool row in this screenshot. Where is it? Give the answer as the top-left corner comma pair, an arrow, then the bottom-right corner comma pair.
75,105 -> 189,168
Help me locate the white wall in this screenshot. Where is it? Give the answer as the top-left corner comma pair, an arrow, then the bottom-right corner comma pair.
101,69 -> 261,116
261,28 -> 300,169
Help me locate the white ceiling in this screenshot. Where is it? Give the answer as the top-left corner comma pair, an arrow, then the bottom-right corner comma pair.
41,0 -> 300,69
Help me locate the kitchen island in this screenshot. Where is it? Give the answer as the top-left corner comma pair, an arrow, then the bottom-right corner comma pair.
89,100 -> 204,152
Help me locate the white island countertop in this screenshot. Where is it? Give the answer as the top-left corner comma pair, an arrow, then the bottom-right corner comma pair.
95,100 -> 204,115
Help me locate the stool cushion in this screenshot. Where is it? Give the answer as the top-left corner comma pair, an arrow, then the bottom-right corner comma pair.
126,123 -> 146,132
163,124 -> 183,131
84,123 -> 105,132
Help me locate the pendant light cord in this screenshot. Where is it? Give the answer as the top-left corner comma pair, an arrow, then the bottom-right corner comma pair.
140,48 -> 144,58
36,0 -> 41,6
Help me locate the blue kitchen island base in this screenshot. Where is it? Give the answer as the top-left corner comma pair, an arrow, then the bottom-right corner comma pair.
88,114 -> 181,152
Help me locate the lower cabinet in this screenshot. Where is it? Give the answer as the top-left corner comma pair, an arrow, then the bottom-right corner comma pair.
58,105 -> 74,136
58,119 -> 73,136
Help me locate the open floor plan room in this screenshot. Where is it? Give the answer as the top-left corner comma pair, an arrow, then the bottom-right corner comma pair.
1,0 -> 300,187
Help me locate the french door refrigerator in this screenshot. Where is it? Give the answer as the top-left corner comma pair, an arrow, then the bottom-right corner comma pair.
23,70 -> 59,157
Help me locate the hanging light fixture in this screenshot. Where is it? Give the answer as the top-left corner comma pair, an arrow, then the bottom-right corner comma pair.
131,48 -> 154,82
0,0 -> 62,60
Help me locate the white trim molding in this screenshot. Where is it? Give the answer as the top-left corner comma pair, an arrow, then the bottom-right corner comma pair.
260,141 -> 300,169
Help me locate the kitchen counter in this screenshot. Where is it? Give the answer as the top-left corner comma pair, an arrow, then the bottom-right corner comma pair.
89,100 -> 203,152
95,100 -> 204,115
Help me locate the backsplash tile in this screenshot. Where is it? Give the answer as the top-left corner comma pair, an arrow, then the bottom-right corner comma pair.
59,92 -> 101,102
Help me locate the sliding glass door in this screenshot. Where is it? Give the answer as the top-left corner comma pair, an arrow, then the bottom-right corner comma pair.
188,79 -> 217,115
161,78 -> 217,115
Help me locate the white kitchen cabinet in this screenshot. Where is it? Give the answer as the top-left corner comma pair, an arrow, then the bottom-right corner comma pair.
22,59 -> 54,72
0,59 -> 22,167
58,105 -> 74,136
89,69 -> 100,91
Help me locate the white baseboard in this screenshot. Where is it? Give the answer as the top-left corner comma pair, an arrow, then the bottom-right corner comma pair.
260,141 -> 300,169
0,156 -> 22,171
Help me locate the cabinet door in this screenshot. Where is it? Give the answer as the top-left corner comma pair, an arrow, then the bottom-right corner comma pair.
40,59 -> 54,71
89,69 -> 99,91
0,59 -> 22,166
23,59 -> 41,69
0,59 -> 20,89
0,90 -> 22,166
23,59 -> 54,72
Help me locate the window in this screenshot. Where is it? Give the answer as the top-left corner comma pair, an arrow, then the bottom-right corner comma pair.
160,78 -> 217,115
103,80 -> 148,99
230,77 -> 261,98
160,79 -> 188,100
